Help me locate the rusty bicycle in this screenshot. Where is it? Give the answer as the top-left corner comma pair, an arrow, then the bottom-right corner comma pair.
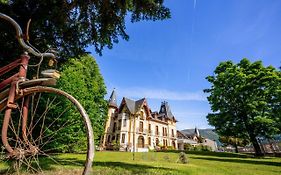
0,13 -> 94,174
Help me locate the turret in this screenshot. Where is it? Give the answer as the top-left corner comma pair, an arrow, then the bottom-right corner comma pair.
108,88 -> 117,108
195,127 -> 200,137
159,101 -> 175,121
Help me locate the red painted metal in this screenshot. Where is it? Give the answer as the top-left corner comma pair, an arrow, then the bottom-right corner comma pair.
0,58 -> 21,76
22,96 -> 30,146
1,53 -> 30,155
1,82 -> 16,154
0,73 -> 18,90
18,53 -> 30,78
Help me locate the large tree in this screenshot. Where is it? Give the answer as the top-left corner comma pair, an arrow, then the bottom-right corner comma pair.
204,58 -> 281,156
0,0 -> 170,63
57,55 -> 108,146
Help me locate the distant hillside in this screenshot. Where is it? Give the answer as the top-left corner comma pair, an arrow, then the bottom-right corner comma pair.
181,128 -> 221,146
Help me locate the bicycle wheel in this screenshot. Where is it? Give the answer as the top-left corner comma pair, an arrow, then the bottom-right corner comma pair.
0,86 -> 94,175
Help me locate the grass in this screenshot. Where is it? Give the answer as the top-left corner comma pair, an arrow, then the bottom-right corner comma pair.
0,151 -> 281,175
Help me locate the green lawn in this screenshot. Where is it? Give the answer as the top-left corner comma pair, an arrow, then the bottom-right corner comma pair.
1,151 -> 281,175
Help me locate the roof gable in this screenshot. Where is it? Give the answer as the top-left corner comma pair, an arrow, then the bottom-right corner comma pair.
119,97 -> 148,114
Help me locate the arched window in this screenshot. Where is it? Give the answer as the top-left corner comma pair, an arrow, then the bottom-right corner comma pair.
107,135 -> 111,143
148,137 -> 151,146
172,141 -> 176,148
113,122 -> 117,132
137,136 -> 145,148
156,138 -> 159,146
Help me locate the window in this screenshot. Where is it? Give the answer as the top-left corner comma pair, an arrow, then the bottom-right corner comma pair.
118,119 -> 121,130
123,119 -> 127,127
116,134 -> 119,143
121,134 -> 126,143
148,124 -> 151,133
156,126 -> 159,135
172,129 -> 174,137
162,127 -> 165,136
172,141 -> 176,148
156,138 -> 159,146
139,121 -> 143,132
137,136 -> 145,148
140,111 -> 144,120
113,122 -> 116,132
148,137 -> 151,146
107,135 -> 111,143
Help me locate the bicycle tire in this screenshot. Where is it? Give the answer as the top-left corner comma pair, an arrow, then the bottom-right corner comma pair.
0,86 -> 94,175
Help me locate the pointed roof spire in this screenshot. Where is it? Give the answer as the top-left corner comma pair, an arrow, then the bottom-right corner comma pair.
159,101 -> 175,120
195,127 -> 200,137
108,88 -> 117,108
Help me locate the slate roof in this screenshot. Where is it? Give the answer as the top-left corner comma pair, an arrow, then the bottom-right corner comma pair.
158,101 -> 176,120
108,89 -> 117,108
122,97 -> 146,114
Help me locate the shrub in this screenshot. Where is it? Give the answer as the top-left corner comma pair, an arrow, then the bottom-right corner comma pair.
177,152 -> 188,164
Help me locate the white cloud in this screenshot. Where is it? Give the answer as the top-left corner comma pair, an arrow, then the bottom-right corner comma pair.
114,87 -> 207,101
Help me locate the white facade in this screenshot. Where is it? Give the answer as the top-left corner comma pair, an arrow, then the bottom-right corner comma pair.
102,95 -> 178,152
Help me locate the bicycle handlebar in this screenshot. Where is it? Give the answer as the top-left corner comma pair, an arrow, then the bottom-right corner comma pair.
0,13 -> 55,58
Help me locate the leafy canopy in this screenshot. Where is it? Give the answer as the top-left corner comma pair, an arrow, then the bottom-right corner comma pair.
0,0 -> 170,61
57,55 -> 108,145
204,58 -> 281,155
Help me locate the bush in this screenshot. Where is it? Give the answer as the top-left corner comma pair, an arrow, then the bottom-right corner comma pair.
167,146 -> 175,150
177,152 -> 188,164
184,143 -> 193,151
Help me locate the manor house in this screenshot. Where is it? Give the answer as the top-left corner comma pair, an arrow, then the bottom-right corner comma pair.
102,89 -> 178,152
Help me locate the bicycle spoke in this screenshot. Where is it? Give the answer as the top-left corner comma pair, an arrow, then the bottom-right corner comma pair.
39,150 -> 61,166
27,96 -> 59,138
29,92 -> 41,131
38,120 -> 72,149
35,105 -> 71,145
2,87 -> 93,174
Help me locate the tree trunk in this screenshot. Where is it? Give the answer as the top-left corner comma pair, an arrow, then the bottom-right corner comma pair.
242,114 -> 263,156
250,136 -> 263,156
234,143 -> 239,153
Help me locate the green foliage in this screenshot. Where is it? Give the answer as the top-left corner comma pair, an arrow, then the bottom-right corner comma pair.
177,152 -> 188,164
112,142 -> 120,151
57,55 -> 108,146
0,0 -> 170,63
204,58 -> 281,156
184,143 -> 193,151
183,144 -> 212,152
219,136 -> 250,147
166,146 -> 174,150
0,0 -> 7,4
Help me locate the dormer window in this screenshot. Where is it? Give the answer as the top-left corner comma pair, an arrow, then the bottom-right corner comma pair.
161,107 -> 165,113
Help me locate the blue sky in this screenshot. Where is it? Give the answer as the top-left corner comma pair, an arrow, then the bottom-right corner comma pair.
88,0 -> 280,130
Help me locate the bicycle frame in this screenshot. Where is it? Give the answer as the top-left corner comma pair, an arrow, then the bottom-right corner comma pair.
1,52 -> 31,155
